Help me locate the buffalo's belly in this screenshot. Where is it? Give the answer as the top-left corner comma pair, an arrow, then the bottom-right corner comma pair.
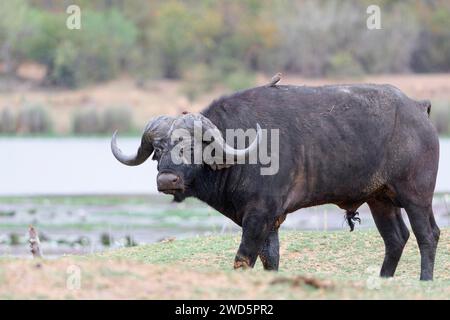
281,116 -> 392,212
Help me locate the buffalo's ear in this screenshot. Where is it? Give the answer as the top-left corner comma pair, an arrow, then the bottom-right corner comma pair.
203,152 -> 233,170
202,141 -> 233,170
209,163 -> 232,170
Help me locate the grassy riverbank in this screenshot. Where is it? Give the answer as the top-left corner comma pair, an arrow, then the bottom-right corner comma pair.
0,228 -> 448,299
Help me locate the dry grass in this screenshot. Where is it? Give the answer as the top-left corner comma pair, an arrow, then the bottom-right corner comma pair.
0,228 -> 449,299
1,73 -> 449,134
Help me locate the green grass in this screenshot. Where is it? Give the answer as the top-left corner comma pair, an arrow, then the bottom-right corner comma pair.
0,194 -> 206,206
0,221 -> 213,232
0,228 -> 448,299
0,195 -> 155,205
94,228 -> 450,299
0,131 -> 142,139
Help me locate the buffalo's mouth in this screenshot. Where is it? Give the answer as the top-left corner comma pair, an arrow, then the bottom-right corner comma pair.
157,187 -> 184,195
158,186 -> 187,203
156,172 -> 185,195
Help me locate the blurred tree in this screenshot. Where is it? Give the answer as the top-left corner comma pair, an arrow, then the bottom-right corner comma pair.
72,109 -> 102,134
149,1 -> 195,79
0,0 -> 36,75
102,107 -> 133,134
16,105 -> 52,134
1,0 -> 450,85
24,8 -> 137,87
354,2 -> 419,74
412,1 -> 450,72
0,108 -> 16,133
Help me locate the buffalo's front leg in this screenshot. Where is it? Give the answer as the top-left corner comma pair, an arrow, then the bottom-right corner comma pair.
259,229 -> 279,270
258,214 -> 285,270
234,213 -> 274,269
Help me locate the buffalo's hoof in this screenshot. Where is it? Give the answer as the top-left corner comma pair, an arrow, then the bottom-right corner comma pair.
234,257 -> 251,270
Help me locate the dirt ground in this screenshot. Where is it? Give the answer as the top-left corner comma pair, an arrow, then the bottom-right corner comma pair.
0,258 -> 306,299
0,228 -> 448,299
1,72 -> 449,133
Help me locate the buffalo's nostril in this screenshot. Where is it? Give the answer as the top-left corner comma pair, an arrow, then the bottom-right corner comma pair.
157,173 -> 182,191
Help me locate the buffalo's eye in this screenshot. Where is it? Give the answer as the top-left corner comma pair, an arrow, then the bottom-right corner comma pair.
152,147 -> 162,160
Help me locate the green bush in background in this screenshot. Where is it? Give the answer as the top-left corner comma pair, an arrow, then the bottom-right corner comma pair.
102,107 -> 133,134
0,1 -> 136,87
0,108 -> 16,134
16,105 -> 52,134
1,0 -> 450,88
223,71 -> 256,92
430,101 -> 450,136
0,0 -> 36,75
72,107 -> 133,135
412,8 -> 450,72
0,106 -> 53,135
30,9 -> 137,87
72,109 -> 102,135
326,52 -> 364,78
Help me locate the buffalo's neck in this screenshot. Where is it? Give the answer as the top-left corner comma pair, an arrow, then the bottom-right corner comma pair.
192,168 -> 239,222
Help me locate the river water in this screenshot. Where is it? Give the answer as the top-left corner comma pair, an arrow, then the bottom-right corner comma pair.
0,137 -> 449,195
0,137 -> 449,256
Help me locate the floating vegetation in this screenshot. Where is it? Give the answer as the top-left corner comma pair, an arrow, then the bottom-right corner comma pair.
74,236 -> 91,247
55,236 -> 91,247
100,233 -> 113,246
125,235 -> 138,247
9,233 -> 21,246
0,210 -> 15,217
0,194 -> 448,258
39,232 -> 50,242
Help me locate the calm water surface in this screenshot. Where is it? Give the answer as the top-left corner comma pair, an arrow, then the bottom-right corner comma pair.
0,137 -> 449,195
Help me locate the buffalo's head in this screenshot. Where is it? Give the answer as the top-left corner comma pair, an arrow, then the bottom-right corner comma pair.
111,115 -> 175,165
111,113 -> 261,201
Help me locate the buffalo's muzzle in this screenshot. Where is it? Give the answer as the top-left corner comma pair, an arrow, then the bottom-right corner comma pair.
157,172 -> 183,193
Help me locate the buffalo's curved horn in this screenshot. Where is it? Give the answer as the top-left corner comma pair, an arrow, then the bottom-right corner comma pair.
198,118 -> 262,161
111,115 -> 175,166
111,131 -> 154,166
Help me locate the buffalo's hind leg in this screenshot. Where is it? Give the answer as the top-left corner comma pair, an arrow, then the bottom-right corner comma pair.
367,197 -> 410,278
393,178 -> 439,280
403,203 -> 439,280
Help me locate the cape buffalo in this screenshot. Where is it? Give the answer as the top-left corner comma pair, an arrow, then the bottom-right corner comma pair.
111,84 -> 440,280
